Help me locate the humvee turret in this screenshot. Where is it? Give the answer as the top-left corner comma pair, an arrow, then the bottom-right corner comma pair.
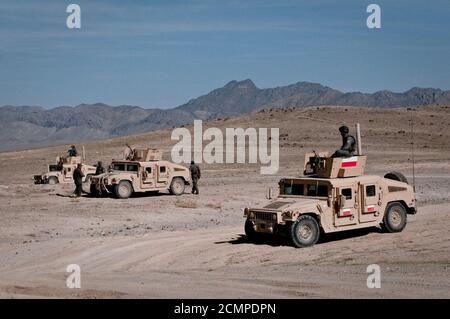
90,146 -> 191,199
34,154 -> 96,185
243,125 -> 417,248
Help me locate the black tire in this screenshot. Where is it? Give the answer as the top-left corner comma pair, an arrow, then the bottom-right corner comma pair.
382,202 -> 407,233
114,180 -> 133,199
244,219 -> 259,241
47,176 -> 59,185
384,171 -> 408,184
289,215 -> 320,248
169,177 -> 185,196
90,184 -> 99,197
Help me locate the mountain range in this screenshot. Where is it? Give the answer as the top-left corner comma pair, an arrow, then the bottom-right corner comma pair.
1,79 -> 449,151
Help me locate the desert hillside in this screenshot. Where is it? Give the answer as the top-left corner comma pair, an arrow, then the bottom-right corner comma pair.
2,79 -> 450,152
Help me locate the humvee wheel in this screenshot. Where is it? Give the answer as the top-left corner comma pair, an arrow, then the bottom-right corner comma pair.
244,219 -> 259,241
90,184 -> 99,197
47,176 -> 59,185
382,202 -> 407,233
169,177 -> 185,196
290,215 -> 320,248
114,181 -> 133,199
384,171 -> 408,184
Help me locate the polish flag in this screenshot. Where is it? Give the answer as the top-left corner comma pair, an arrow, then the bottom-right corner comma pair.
342,209 -> 352,217
366,205 -> 376,212
341,156 -> 358,168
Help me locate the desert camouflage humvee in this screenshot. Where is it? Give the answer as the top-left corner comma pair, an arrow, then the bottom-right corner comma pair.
243,128 -> 417,248
90,147 -> 191,199
34,155 -> 96,185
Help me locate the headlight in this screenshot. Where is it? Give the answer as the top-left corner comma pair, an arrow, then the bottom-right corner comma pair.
282,210 -> 293,218
249,212 -> 255,219
272,213 -> 277,221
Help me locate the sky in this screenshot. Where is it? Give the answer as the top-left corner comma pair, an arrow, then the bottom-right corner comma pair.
0,0 -> 449,108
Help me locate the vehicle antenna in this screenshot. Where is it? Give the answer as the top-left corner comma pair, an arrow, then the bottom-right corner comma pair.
410,110 -> 416,192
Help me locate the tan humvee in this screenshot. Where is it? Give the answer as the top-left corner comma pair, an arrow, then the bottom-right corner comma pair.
34,155 -> 96,185
90,147 -> 191,199
243,125 -> 417,248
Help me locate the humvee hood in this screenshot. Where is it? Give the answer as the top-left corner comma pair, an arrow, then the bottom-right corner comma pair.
257,198 -> 322,212
278,199 -> 322,211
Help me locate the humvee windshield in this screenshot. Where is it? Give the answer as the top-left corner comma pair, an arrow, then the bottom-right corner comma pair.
281,180 -> 329,197
112,163 -> 139,172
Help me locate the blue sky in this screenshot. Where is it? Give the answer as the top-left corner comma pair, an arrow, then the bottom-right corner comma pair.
1,0 -> 449,108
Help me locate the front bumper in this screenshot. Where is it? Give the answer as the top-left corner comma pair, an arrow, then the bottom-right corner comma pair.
34,175 -> 46,184
244,209 -> 283,234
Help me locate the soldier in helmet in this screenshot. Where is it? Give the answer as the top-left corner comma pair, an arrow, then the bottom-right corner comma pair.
189,160 -> 201,195
68,145 -> 78,157
332,125 -> 356,158
73,163 -> 84,197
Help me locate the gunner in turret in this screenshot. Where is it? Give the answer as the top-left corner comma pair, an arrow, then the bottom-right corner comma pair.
332,125 -> 356,158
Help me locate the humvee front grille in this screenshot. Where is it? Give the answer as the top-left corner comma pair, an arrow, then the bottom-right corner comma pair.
254,212 -> 276,222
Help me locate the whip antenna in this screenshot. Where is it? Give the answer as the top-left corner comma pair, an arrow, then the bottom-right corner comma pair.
410,110 -> 416,192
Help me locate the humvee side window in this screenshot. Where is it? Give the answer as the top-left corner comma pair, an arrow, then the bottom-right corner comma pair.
127,164 -> 138,172
307,184 -> 317,196
317,185 -> 328,197
113,163 -> 125,171
342,188 -> 352,200
159,166 -> 166,173
366,185 -> 376,197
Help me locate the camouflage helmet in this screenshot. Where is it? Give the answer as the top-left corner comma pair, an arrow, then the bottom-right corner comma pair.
339,125 -> 349,134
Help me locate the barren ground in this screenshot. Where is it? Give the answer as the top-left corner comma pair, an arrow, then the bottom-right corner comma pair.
0,105 -> 449,298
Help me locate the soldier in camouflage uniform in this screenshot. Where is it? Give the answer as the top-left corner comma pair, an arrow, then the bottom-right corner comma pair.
189,160 -> 201,195
332,125 -> 356,158
95,161 -> 105,175
73,163 -> 84,197
68,145 -> 78,157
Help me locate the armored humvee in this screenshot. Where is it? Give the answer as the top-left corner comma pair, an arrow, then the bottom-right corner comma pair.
90,147 -> 191,199
243,126 -> 417,248
34,155 -> 96,185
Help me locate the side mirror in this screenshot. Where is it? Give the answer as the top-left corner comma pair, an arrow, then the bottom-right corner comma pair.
266,187 -> 274,200
266,187 -> 277,199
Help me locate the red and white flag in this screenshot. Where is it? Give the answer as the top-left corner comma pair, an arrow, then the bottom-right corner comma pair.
341,156 -> 358,168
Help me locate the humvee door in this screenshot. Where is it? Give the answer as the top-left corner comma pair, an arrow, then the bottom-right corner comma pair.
334,185 -> 358,227
141,164 -> 156,189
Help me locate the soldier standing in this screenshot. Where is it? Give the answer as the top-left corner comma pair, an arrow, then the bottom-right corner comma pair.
189,160 -> 201,195
73,163 -> 84,197
68,145 -> 78,157
95,161 -> 105,175
332,125 -> 356,158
